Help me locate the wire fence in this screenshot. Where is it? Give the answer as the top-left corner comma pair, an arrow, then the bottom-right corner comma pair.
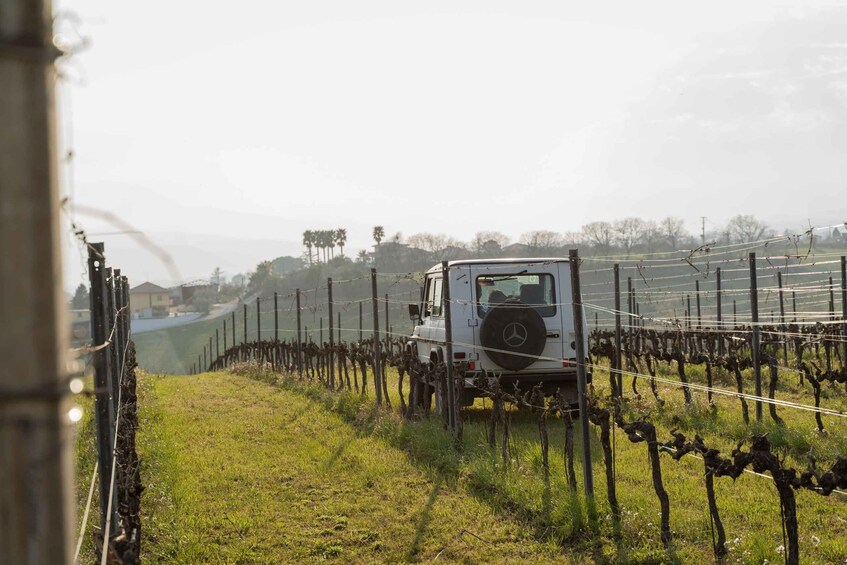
190,248 -> 847,564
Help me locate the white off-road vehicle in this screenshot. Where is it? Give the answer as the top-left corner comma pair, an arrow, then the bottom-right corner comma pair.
407,258 -> 589,405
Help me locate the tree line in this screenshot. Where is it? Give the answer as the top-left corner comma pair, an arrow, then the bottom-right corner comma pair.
319,215 -> 777,261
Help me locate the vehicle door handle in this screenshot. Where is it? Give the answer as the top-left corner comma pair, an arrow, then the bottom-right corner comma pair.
546,332 -> 560,338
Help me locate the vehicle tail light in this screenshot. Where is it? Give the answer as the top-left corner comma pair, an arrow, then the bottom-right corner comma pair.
454,352 -> 466,359
468,361 -> 475,370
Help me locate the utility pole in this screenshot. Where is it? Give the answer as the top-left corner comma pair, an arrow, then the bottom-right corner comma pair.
701,216 -> 706,246
0,2 -> 74,562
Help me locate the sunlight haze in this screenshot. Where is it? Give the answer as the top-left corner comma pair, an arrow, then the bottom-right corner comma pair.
58,0 -> 847,288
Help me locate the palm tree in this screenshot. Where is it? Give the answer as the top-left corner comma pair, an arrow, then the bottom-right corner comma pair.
302,230 -> 314,265
372,225 -> 384,247
334,228 -> 347,257
313,230 -> 324,263
357,249 -> 369,264
317,230 -> 330,262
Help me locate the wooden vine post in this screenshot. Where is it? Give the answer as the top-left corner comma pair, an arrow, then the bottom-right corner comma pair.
841,256 -> 847,391
716,267 -> 724,356
568,249 -> 594,501
441,261 -> 457,432
613,263 -> 623,397
749,252 -> 762,422
371,269 -> 383,405
296,288 -> 303,377
328,278 -> 335,389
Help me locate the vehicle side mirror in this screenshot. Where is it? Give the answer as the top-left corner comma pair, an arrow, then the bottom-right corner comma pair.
408,303 -> 420,320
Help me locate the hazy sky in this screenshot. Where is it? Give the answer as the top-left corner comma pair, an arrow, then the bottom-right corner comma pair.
57,1 -> 847,288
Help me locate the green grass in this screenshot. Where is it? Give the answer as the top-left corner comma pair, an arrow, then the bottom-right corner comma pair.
133,317 -> 224,374
243,361 -> 847,564
133,372 -> 567,563
74,351 -> 847,563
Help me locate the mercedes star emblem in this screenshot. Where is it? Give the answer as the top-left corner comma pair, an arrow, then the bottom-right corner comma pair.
503,322 -> 528,347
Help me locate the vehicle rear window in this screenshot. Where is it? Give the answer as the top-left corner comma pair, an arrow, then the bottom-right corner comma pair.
476,274 -> 556,317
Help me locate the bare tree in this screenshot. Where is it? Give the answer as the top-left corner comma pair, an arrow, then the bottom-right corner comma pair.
520,230 -> 564,250
472,231 -> 511,254
406,232 -> 460,252
561,231 -> 585,247
613,217 -> 645,257
727,214 -> 768,243
660,217 -> 687,250
582,221 -> 615,252
640,220 -> 664,253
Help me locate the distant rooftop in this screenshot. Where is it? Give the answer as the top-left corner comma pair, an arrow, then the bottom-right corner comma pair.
129,281 -> 170,294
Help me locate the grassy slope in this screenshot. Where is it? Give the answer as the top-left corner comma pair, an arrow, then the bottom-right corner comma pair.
133,301 -> 415,374
137,372 -> 566,563
133,317 -> 222,374
73,361 -> 847,563
261,363 -> 847,564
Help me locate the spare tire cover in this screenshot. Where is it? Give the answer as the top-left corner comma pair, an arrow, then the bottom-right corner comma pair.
479,302 -> 546,371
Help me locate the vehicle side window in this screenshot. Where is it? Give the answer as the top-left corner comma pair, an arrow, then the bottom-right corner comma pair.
423,277 -> 443,318
431,277 -> 443,317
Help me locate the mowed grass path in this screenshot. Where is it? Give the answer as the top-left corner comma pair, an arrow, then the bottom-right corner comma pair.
139,373 -> 566,563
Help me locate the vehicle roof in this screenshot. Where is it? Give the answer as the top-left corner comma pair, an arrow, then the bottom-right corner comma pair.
425,257 -> 571,273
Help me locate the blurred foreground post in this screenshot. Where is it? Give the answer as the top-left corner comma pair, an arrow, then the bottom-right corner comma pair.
0,1 -> 74,561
